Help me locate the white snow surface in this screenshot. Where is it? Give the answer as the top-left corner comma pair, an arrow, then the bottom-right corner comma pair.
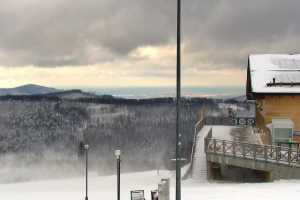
1,170 -> 300,200
249,54 -> 300,93
192,126 -> 210,181
192,126 -> 234,181
211,126 -> 234,140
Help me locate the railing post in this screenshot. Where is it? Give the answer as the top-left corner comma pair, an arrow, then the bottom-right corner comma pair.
222,140 -> 226,156
204,138 -> 208,153
253,144 -> 257,161
264,146 -> 268,162
279,144 -> 282,160
213,139 -> 217,154
242,144 -> 246,158
232,142 -> 236,157
288,148 -> 291,165
276,146 -> 279,162
297,144 -> 299,162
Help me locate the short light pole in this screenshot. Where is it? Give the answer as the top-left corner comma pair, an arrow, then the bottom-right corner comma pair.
115,150 -> 121,200
84,144 -> 89,200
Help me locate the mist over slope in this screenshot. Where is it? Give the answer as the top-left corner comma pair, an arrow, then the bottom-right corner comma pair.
0,94 -> 224,183
0,84 -> 249,183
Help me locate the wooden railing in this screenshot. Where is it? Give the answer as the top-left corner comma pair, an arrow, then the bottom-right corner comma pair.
205,138 -> 300,166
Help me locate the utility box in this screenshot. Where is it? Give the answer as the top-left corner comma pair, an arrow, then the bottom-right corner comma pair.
271,118 -> 294,143
158,178 -> 170,200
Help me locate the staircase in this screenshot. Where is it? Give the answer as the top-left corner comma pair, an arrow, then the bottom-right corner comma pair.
191,126 -> 211,181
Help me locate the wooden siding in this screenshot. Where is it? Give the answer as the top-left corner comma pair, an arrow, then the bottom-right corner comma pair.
294,136 -> 300,143
256,95 -> 300,143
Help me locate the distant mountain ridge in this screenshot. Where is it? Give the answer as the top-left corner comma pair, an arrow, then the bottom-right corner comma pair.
0,84 -> 109,100
0,84 -> 61,96
45,89 -> 99,100
0,84 -> 246,102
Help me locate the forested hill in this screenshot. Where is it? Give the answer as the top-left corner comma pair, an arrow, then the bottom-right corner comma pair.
0,90 -> 243,182
0,90 -> 220,105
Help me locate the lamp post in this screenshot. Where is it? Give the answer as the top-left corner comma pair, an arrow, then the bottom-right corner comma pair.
176,0 -> 182,200
84,144 -> 89,200
115,150 -> 121,200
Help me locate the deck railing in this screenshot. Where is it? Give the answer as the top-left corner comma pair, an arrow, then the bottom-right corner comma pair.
205,138 -> 300,166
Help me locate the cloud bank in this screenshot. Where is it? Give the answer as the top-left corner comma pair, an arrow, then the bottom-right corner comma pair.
0,0 -> 300,86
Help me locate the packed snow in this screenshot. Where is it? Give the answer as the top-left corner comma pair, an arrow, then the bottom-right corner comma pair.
191,126 -> 210,181
249,54 -> 300,93
1,170 -> 300,200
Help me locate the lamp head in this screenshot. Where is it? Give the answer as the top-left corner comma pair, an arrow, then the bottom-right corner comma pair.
114,150 -> 121,158
84,144 -> 89,150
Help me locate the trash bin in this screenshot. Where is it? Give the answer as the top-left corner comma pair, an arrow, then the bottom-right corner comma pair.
151,190 -> 158,200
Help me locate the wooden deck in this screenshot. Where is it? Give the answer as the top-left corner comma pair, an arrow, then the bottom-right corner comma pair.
205,138 -> 300,166
205,134 -> 300,180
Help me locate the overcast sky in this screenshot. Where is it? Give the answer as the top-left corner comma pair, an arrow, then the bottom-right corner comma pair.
0,0 -> 300,88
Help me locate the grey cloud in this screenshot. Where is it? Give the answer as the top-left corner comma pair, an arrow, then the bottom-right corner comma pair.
0,0 -> 177,66
185,0 -> 300,69
0,0 -> 300,69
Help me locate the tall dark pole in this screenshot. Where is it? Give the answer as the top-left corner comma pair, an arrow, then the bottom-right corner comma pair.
84,144 -> 89,200
176,0 -> 181,200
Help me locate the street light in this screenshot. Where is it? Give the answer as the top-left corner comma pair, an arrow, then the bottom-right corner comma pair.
115,150 -> 121,200
84,144 -> 89,200
176,0 -> 182,200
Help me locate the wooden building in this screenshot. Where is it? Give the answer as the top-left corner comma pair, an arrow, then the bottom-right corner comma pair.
246,54 -> 300,144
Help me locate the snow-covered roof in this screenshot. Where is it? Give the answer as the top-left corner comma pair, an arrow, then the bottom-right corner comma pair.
249,54 -> 300,93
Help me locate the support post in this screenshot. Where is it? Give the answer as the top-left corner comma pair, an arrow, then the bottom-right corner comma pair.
232,142 -> 236,157
253,145 -> 257,161
275,146 -> 281,162
222,140 -> 226,156
213,139 -> 217,153
297,144 -> 299,162
288,148 -> 291,165
117,158 -> 120,200
242,144 -> 246,158
264,146 -> 268,162
276,146 -> 279,162
84,144 -> 89,200
175,0 -> 181,200
115,150 -> 121,200
204,138 -> 208,153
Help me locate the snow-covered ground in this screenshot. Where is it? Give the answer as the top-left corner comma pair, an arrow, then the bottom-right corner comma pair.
211,125 -> 234,140
1,170 -> 300,200
192,126 -> 210,181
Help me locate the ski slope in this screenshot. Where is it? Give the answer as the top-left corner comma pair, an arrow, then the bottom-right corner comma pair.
1,170 -> 300,200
